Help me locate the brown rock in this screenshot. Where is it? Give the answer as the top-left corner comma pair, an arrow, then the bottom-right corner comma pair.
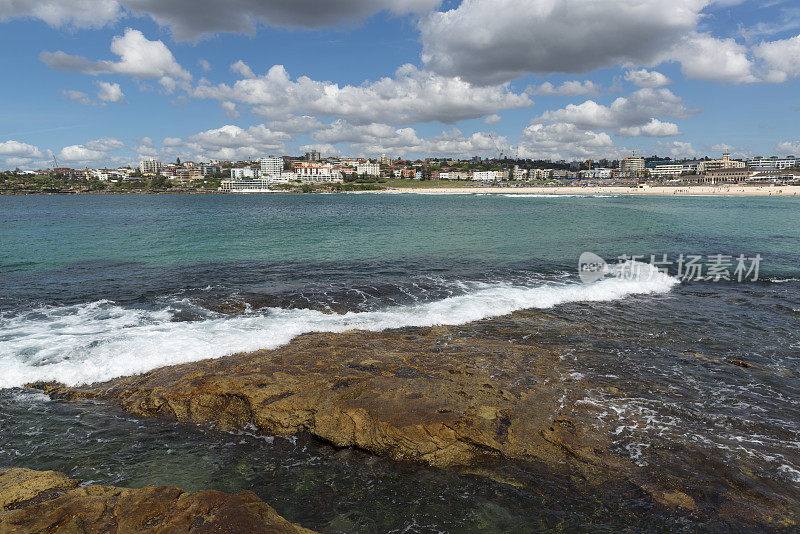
0,468 -> 314,534
31,323 -> 799,529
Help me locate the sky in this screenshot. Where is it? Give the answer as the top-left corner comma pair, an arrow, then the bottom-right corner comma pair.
1,0 -> 799,170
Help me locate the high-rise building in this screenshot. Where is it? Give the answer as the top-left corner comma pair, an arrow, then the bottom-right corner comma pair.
619,157 -> 646,175
357,162 -> 381,176
305,150 -> 321,162
260,156 -> 283,177
139,158 -> 162,175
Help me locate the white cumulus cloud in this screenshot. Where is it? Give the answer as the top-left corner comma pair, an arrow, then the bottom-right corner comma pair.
538,88 -> 695,136
191,63 -> 531,125
526,80 -> 600,96
96,81 -> 126,103
40,29 -> 191,91
624,69 -> 672,88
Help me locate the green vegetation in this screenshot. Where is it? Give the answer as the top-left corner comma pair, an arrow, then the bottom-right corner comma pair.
0,172 -> 218,194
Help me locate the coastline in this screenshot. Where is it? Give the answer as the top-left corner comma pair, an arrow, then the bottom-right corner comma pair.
378,184 -> 800,196
4,184 -> 800,196
33,322 -> 800,529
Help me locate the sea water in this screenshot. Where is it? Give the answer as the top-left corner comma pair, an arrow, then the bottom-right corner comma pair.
1,193 -> 799,531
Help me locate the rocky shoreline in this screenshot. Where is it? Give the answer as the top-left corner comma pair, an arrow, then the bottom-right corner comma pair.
29,319 -> 800,530
0,468 -> 313,533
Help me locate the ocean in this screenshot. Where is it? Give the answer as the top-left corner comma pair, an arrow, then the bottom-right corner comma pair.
1,192 -> 799,531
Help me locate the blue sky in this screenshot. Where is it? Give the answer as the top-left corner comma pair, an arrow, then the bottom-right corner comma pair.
1,0 -> 799,169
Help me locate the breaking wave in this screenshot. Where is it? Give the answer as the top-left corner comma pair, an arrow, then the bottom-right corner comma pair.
0,263 -> 678,389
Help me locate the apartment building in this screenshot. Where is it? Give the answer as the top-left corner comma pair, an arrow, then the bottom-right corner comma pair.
260,156 -> 283,177
746,156 -> 798,170
139,158 -> 163,175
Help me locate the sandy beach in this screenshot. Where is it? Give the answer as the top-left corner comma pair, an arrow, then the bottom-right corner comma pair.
382,184 -> 800,196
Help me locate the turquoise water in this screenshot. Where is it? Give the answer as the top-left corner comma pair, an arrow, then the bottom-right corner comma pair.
2,193 -> 798,273
1,193 -> 799,532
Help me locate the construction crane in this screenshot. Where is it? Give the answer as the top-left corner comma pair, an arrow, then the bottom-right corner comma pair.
488,133 -> 504,161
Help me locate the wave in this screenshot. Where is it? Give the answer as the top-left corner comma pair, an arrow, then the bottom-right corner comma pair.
0,264 -> 678,389
500,194 -> 620,198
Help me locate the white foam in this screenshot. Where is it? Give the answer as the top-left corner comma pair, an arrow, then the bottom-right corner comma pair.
500,194 -> 619,198
0,264 -> 678,389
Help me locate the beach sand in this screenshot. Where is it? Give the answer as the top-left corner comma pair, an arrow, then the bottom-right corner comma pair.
381,184 -> 800,196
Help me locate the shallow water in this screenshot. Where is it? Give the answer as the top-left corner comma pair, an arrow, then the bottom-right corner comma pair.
1,193 -> 799,530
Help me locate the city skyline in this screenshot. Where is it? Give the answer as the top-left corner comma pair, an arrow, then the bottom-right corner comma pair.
2,0 -> 800,170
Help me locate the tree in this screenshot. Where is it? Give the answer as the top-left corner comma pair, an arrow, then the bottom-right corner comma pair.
176,157 -> 181,165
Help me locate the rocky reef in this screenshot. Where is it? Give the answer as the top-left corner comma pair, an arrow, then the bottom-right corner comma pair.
33,319 -> 799,530
0,467 -> 313,533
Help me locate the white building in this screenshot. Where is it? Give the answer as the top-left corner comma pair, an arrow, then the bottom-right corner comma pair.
580,168 -> 613,179
619,157 -> 646,175
296,164 -> 343,183
139,158 -> 162,175
651,164 -> 686,178
746,156 -> 797,170
529,169 -> 554,180
472,170 -> 501,181
231,167 -> 260,179
219,178 -> 271,192
357,162 -> 381,176
512,166 -> 528,180
698,153 -> 746,173
260,157 -> 283,177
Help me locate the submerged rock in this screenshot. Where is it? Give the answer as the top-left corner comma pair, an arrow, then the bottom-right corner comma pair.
32,322 -> 799,530
0,468 -> 314,534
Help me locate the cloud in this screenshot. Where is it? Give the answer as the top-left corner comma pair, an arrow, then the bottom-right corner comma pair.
518,122 -> 621,161
230,60 -> 255,79
420,0 -> 708,84
0,140 -> 46,158
484,114 -> 501,125
299,144 -> 342,157
161,124 -> 291,160
657,140 -> 696,158
266,115 -> 324,134
57,137 -> 126,165
62,90 -> 92,105
220,101 -> 239,118
308,120 -> 502,158
86,137 -> 125,151
96,81 -> 126,103
58,145 -> 107,163
526,80 -> 600,96
618,118 -> 681,137
40,28 -> 191,91
2,0 -> 442,39
753,34 -> 800,83
192,63 -> 531,125
198,59 -> 211,72
669,33 -> 756,83
776,141 -> 800,154
0,0 -> 121,29
624,69 -> 672,88
122,0 -> 442,40
538,88 -> 695,136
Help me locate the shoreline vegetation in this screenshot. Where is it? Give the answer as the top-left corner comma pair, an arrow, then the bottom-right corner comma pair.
3,174 -> 800,196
